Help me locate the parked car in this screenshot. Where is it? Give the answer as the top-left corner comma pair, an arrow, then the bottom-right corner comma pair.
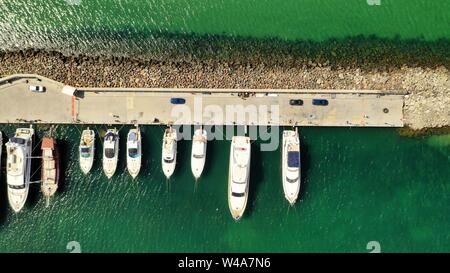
312,99 -> 328,106
170,98 -> 186,104
29,85 -> 46,93
289,99 -> 304,106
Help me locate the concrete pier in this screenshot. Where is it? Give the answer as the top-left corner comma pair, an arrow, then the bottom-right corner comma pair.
0,74 -> 405,127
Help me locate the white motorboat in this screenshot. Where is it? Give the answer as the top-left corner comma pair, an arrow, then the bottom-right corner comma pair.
228,136 -> 251,220
6,127 -> 34,212
191,128 -> 207,179
282,129 -> 301,205
127,127 -> 142,179
103,128 -> 119,179
79,128 -> 95,174
161,127 -> 177,179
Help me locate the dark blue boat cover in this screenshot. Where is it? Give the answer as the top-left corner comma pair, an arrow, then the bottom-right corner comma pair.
128,132 -> 137,141
287,151 -> 300,168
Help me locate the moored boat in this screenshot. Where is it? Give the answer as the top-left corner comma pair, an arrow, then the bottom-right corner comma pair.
191,128 -> 207,179
41,137 -> 59,207
282,129 -> 301,205
103,128 -> 119,179
228,136 -> 251,220
79,128 -> 95,174
161,127 -> 177,179
127,127 -> 142,179
6,127 -> 34,212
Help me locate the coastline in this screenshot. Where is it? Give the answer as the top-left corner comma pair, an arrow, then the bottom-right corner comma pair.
0,49 -> 448,131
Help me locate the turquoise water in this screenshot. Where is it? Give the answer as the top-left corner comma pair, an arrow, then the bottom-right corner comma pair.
0,125 -> 449,252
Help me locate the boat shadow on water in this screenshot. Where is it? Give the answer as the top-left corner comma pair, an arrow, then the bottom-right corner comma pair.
245,143 -> 264,219
298,137 -> 311,203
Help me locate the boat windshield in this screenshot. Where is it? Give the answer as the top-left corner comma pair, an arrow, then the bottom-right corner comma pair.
9,184 -> 25,189
128,132 -> 137,141
128,148 -> 140,158
193,154 -> 204,159
105,148 -> 116,159
286,176 -> 299,183
287,151 -> 300,168
10,137 -> 26,145
164,158 -> 174,163
105,132 -> 117,141
80,147 -> 91,157
231,192 -> 245,197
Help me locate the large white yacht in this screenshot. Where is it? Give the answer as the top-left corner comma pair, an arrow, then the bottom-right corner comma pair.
6,127 -> 34,212
228,136 -> 251,220
282,129 -> 301,205
103,128 -> 119,179
191,128 -> 207,180
79,128 -> 95,174
127,127 -> 142,179
161,127 -> 177,179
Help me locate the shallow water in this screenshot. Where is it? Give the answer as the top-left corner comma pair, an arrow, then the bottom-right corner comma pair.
0,125 -> 449,252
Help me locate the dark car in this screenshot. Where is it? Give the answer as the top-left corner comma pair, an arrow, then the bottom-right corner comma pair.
289,99 -> 304,106
170,98 -> 186,104
312,99 -> 329,106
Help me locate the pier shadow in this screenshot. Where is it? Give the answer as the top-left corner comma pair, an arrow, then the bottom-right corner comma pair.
245,143 -> 264,219
201,139 -> 214,179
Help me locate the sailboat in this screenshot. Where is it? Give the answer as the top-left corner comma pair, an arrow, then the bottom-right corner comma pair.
41,137 -> 59,207
191,128 -> 207,179
127,127 -> 142,179
6,127 -> 34,212
282,129 -> 301,205
161,127 -> 177,179
228,136 -> 251,220
79,128 -> 95,174
103,128 -> 119,179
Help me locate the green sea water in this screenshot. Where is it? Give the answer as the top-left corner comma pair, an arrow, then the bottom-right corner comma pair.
0,125 -> 449,252
0,0 -> 449,253
1,0 -> 449,57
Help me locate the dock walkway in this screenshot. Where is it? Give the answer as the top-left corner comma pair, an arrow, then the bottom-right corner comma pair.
0,74 -> 405,127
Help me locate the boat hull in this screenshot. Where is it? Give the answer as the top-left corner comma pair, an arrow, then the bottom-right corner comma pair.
282,130 -> 301,205
227,136 -> 251,221
127,129 -> 142,179
41,137 -> 60,205
103,129 -> 119,179
79,129 -> 95,174
6,127 -> 34,213
191,129 -> 207,179
162,128 -> 177,179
